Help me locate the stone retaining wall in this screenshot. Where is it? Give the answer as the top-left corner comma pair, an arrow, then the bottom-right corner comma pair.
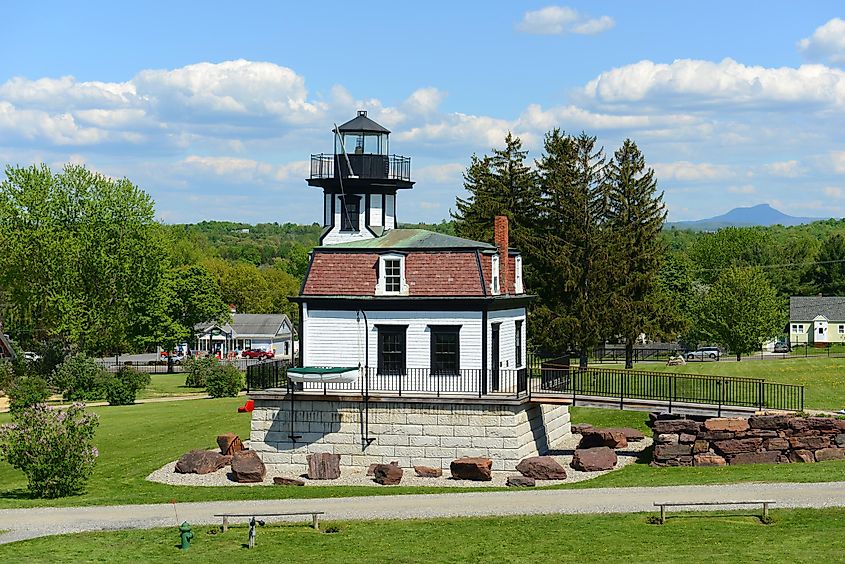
250,399 -> 570,472
651,414 -> 845,467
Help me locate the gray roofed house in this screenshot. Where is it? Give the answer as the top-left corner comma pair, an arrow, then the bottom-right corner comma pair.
788,296 -> 845,344
195,313 -> 294,359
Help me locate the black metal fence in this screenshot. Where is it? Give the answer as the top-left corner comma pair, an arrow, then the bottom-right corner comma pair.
99,358 -> 268,374
528,365 -> 804,412
246,359 -> 803,412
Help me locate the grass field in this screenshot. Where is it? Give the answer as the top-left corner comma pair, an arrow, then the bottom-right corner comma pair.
601,356 -> 845,411
1,401 -> 844,509
135,373 -> 205,400
2,508 -> 844,562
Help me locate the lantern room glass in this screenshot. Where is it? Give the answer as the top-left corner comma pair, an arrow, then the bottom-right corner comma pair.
337,132 -> 388,155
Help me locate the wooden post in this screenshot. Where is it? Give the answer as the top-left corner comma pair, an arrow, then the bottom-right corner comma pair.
660,505 -> 665,524
222,516 -> 229,533
312,513 -> 320,530
763,502 -> 769,520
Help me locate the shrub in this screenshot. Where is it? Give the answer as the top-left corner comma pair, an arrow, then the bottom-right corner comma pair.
0,361 -> 13,395
184,355 -> 219,388
7,376 -> 51,412
53,354 -> 109,401
206,363 -> 245,398
0,403 -> 99,498
105,367 -> 151,406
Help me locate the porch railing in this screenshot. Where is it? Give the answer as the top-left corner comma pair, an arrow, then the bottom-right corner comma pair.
246,360 -> 803,412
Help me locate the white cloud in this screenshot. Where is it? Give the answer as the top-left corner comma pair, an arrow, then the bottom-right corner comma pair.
517,6 -> 614,36
823,186 -> 845,199
830,151 -> 845,173
727,184 -> 756,194
582,58 -> 845,109
415,163 -> 465,184
652,161 -> 734,182
798,18 -> 845,67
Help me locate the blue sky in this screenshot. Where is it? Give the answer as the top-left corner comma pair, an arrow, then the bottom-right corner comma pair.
2,1 -> 845,223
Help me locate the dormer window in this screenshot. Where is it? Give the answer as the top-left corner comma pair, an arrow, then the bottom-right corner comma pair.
514,255 -> 523,294
491,255 -> 500,295
340,195 -> 360,231
377,253 -> 408,295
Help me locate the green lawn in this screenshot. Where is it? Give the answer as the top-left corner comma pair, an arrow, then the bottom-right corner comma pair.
1,402 -> 844,509
2,508 -> 843,562
601,356 -> 845,410
135,373 -> 205,400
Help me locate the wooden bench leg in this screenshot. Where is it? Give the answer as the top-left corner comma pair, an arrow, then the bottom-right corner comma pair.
222,516 -> 229,533
763,503 -> 769,520
660,505 -> 665,525
312,513 -> 319,530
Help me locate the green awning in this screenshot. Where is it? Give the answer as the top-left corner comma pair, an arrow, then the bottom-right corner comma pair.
287,367 -> 358,375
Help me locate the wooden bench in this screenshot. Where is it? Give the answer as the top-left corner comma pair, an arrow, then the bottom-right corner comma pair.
653,500 -> 775,524
214,511 -> 325,532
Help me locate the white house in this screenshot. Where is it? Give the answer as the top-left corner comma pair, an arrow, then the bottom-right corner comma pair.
248,111 -> 570,473
195,313 -> 293,358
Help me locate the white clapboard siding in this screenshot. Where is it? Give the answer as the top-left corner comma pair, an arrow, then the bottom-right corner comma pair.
488,308 -> 526,370
369,194 -> 383,227
303,308 -> 483,369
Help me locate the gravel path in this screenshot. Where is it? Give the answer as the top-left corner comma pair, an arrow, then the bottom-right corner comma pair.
1,481 -> 845,544
146,435 -> 652,488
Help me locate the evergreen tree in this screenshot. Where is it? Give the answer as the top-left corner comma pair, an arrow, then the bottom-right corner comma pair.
605,139 -> 667,368
452,132 -> 539,261
532,130 -> 612,368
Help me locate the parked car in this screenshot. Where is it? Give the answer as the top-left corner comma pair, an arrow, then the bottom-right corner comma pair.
686,347 -> 721,360
241,349 -> 275,360
773,342 -> 790,353
23,351 -> 41,362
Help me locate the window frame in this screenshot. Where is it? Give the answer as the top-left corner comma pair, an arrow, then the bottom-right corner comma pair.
515,319 -> 523,368
429,325 -> 461,376
339,195 -> 361,232
514,255 -> 523,294
376,253 -> 407,295
377,324 -> 407,375
491,254 -> 500,295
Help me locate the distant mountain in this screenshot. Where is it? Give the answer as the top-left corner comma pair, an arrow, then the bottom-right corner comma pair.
667,204 -> 829,231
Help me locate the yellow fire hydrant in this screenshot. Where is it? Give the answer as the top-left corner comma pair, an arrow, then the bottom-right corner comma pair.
179,521 -> 193,550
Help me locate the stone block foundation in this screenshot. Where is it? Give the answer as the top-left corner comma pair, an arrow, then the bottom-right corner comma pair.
249,397 -> 570,472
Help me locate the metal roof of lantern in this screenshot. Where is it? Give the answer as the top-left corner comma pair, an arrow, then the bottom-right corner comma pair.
336,110 -> 390,134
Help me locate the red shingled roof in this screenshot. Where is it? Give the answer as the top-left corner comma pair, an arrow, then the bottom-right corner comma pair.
303,249 -> 522,297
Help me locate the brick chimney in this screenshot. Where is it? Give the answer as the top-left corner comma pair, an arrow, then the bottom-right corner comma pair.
494,215 -> 509,294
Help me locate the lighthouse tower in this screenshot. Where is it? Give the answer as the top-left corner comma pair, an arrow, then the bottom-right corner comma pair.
308,111 -> 413,245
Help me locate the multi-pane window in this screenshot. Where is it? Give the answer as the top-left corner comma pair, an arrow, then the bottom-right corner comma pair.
430,326 -> 460,375
340,196 -> 360,231
384,259 -> 401,293
839,325 -> 844,334
515,319 -> 523,368
377,326 -> 406,375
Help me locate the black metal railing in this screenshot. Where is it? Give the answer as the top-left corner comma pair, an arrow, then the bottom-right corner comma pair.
528,365 -> 804,412
310,153 -> 411,181
98,357 -> 272,374
245,360 -> 803,412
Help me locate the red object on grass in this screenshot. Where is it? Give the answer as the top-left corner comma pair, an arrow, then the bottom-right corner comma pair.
238,400 -> 255,413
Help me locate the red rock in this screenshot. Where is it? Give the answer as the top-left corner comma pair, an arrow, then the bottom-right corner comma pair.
603,427 -> 646,442
694,454 -> 726,467
702,431 -> 737,441
704,418 -> 749,433
506,475 -> 536,487
571,447 -> 617,471
789,449 -> 815,463
175,450 -> 228,474
216,433 -> 244,455
653,419 -> 701,435
748,415 -> 792,430
578,429 -> 628,449
368,461 -> 398,476
713,438 -> 762,455
231,450 -> 266,483
815,448 -> 845,462
788,436 -> 829,450
273,476 -> 305,486
516,456 -> 567,480
679,433 -> 697,444
653,444 -> 692,461
450,457 -> 493,481
728,451 -> 782,465
414,465 -> 443,478
571,423 -> 595,434
307,453 -> 341,480
808,418 -> 839,431
763,438 -> 790,451
373,463 -> 403,485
